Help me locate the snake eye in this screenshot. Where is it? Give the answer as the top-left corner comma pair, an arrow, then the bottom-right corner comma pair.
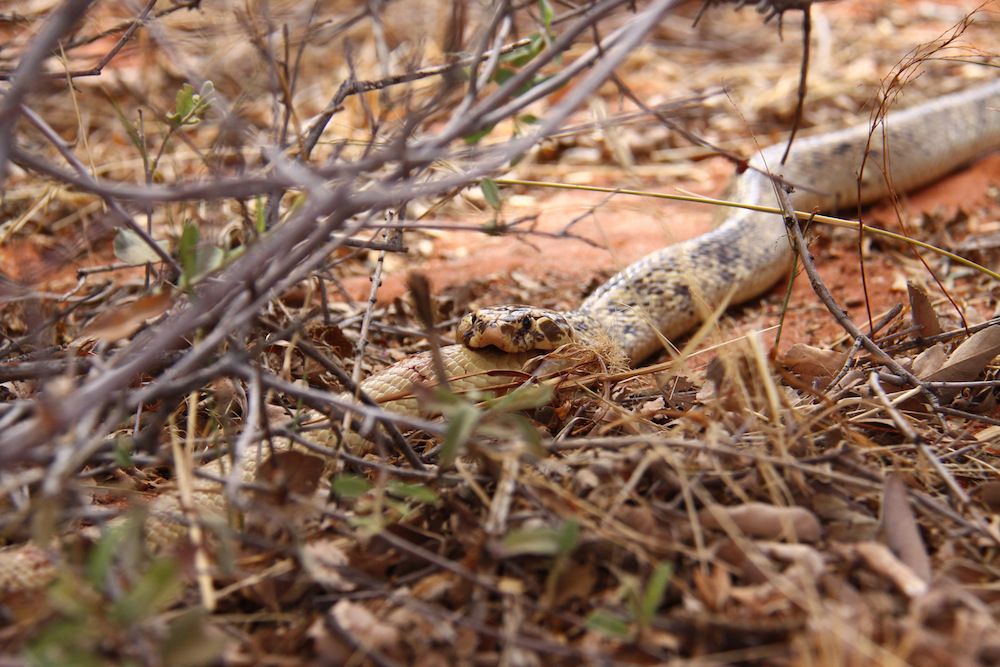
520,315 -> 533,330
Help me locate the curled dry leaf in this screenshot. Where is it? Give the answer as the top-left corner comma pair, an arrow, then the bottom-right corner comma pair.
780,343 -> 848,385
692,564 -> 731,612
255,450 -> 326,498
907,281 -> 942,338
880,474 -> 931,583
973,479 -> 1000,511
79,292 -> 172,343
332,599 -> 400,649
113,227 -> 169,265
699,502 -> 822,543
300,538 -> 355,591
854,541 -> 928,599
756,542 -> 825,580
308,599 -> 401,664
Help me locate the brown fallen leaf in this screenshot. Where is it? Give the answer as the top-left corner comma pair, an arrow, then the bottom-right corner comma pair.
880,474 -> 931,583
920,325 -> 1000,390
79,291 -> 172,343
911,342 -> 947,378
907,281 -> 943,338
699,502 -> 822,543
854,541 -> 928,598
780,343 -> 848,385
255,450 -> 326,499
300,538 -> 356,592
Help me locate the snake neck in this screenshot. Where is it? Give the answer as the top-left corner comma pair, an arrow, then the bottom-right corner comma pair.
575,79 -> 1000,365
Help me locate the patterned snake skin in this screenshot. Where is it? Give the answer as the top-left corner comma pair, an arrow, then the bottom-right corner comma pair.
463,80 -> 1000,363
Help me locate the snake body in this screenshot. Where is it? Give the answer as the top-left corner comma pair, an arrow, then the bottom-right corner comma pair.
4,80 -> 1000,597
462,80 -> 1000,363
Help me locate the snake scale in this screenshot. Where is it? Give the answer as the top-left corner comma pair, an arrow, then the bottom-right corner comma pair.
3,80 -> 1000,597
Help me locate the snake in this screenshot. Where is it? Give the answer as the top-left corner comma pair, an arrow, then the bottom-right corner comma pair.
3,80 -> 1000,598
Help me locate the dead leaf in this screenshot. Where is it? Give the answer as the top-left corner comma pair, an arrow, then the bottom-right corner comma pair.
854,541 -> 928,598
911,343 -> 947,378
756,542 -> 824,579
79,292 -> 172,343
255,450 -> 326,498
300,539 -> 355,591
974,480 -> 1000,511
880,474 -> 931,583
330,599 -> 400,651
551,560 -> 598,607
113,228 -> 169,265
920,326 -> 1000,388
699,502 -> 822,543
907,281 -> 942,338
309,600 -> 402,665
692,565 -> 731,612
780,344 -> 848,384
318,324 -> 353,358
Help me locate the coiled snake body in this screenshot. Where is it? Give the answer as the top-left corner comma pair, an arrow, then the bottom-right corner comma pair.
3,80 -> 1000,596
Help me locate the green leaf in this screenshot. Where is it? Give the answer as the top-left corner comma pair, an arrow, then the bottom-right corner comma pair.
492,66 -> 517,85
500,35 -> 545,68
332,474 -> 372,500
483,382 -> 552,414
500,521 -> 578,557
168,84 -> 197,126
554,519 -> 580,557
388,481 -> 440,505
463,124 -> 496,145
440,403 -> 481,467
480,178 -> 502,211
85,522 -> 127,588
167,81 -> 214,128
110,559 -> 182,623
585,610 -> 632,639
254,196 -> 267,233
538,0 -> 554,30
637,562 -> 673,628
178,221 -> 200,280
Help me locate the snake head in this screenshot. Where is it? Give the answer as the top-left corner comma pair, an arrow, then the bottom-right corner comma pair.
457,305 -> 577,353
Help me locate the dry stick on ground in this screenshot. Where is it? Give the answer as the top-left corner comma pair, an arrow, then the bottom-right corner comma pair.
256,317 -> 419,465
775,187 -> 975,510
825,304 -> 905,392
867,372 -> 969,504
348,212 -> 398,420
